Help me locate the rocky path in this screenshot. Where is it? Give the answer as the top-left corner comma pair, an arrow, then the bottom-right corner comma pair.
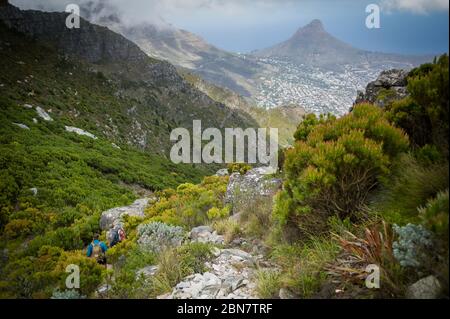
99,167 -> 282,299
157,225 -> 274,299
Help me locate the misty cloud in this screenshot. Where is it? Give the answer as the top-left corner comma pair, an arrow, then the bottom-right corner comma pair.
381,0 -> 449,14
10,0 -> 296,26
8,0 -> 448,55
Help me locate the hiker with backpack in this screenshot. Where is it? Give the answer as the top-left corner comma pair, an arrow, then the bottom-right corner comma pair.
87,234 -> 108,265
108,226 -> 126,248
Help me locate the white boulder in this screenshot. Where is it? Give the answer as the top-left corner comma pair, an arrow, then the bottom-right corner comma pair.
36,106 -> 53,121
65,126 -> 97,139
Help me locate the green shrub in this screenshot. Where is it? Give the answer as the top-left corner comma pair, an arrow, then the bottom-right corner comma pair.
213,219 -> 242,244
408,55 -> 449,150
53,251 -> 105,297
150,249 -> 184,296
177,242 -> 214,274
137,222 -> 185,253
372,154 -> 449,225
415,144 -> 444,165
4,219 -> 33,239
387,54 -> 449,154
206,206 -> 230,220
419,190 -> 449,239
51,289 -> 86,299
386,97 -> 432,147
294,113 -> 335,142
275,104 -> 409,237
227,163 -> 252,175
149,242 -> 215,297
145,176 -> 229,228
256,270 -> 282,298
240,196 -> 273,239
270,238 -> 339,298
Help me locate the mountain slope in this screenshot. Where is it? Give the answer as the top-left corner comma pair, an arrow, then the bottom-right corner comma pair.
0,21 -> 228,298
0,23 -> 215,187
0,4 -> 258,155
120,23 -> 263,97
78,0 -> 263,98
180,70 -> 306,147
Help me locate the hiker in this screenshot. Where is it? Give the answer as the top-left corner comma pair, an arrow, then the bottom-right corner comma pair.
87,234 -> 108,264
109,227 -> 126,248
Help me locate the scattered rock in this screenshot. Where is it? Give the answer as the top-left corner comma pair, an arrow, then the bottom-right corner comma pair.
136,266 -> 159,279
215,168 -> 229,176
406,276 -> 442,299
13,122 -> 29,130
190,226 -> 213,238
279,288 -> 297,299
100,198 -> 149,231
189,226 -> 224,245
161,248 -> 262,299
36,106 -> 53,121
228,212 -> 243,223
220,249 -> 254,264
96,284 -> 111,298
65,126 -> 97,139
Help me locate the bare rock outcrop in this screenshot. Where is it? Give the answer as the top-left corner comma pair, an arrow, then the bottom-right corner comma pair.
354,69 -> 410,108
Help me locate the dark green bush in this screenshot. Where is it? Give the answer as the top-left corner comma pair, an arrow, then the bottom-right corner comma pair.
387,54 -> 449,155
372,153 -> 449,225
274,104 -> 409,237
419,190 -> 449,239
293,113 -> 335,142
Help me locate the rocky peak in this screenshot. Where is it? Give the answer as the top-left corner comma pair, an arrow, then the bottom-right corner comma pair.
294,19 -> 325,35
290,19 -> 328,43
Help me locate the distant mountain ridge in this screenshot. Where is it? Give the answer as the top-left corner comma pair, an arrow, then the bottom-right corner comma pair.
254,19 -> 431,70
78,0 -> 263,98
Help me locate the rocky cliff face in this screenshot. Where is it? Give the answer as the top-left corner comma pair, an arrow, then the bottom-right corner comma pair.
354,69 -> 410,108
0,4 -> 145,64
0,4 -> 190,88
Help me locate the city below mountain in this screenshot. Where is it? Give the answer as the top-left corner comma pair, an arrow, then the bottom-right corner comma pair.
78,1 -> 433,115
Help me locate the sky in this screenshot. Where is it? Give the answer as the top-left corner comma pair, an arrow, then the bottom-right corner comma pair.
10,0 -> 449,55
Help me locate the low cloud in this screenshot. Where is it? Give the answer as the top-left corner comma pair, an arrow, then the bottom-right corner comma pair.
10,0 -> 295,22
381,0 -> 449,14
